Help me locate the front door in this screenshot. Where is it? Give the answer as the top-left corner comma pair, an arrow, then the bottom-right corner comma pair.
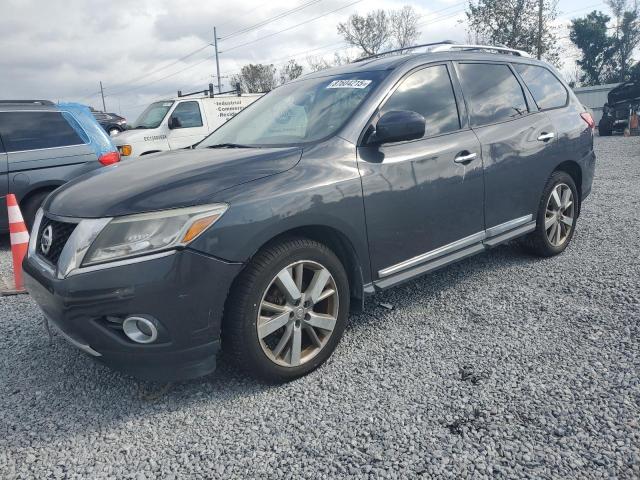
167,100 -> 209,149
455,61 -> 557,230
358,63 -> 485,284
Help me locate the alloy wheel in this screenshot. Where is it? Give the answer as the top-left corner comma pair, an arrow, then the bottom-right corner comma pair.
545,183 -> 575,247
257,260 -> 339,367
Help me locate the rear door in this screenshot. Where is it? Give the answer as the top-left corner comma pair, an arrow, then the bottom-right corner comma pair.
167,100 -> 209,149
455,62 -> 556,232
358,63 -> 485,284
0,135 -> 7,231
513,63 -> 590,178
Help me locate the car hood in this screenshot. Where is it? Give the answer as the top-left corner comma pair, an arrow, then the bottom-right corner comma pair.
45,146 -> 303,218
110,129 -> 153,145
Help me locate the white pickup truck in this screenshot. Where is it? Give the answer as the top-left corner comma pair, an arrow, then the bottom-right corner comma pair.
113,94 -> 262,158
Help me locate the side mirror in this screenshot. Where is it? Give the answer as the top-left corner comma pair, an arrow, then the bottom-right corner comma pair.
371,110 -> 426,144
168,117 -> 181,129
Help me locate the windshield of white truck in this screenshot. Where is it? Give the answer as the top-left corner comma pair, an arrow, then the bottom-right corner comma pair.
130,101 -> 174,129
198,72 -> 386,147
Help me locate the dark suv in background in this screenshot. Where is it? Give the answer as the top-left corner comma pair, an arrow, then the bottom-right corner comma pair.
24,43 -> 595,383
598,81 -> 640,135
0,100 -> 120,230
90,108 -> 127,136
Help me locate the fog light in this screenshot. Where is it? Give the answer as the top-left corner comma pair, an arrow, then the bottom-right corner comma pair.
122,316 -> 158,344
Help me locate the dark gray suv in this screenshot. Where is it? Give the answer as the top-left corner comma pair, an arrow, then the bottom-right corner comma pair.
23,44 -> 596,382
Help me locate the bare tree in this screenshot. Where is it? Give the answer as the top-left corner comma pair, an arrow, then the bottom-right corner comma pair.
306,55 -> 332,72
391,6 -> 421,50
230,64 -> 277,93
333,51 -> 355,66
279,60 -> 304,85
337,9 -> 391,56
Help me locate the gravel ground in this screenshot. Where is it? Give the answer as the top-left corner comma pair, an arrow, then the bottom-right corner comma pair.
0,136 -> 638,479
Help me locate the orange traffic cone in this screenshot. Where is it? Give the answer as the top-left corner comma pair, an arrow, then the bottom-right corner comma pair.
2,194 -> 29,295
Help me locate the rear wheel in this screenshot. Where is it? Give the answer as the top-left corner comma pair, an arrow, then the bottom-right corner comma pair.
223,238 -> 350,382
522,171 -> 578,257
598,118 -> 613,136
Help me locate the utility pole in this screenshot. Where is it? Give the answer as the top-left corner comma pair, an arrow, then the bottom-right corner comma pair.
214,27 -> 222,94
99,81 -> 106,111
537,0 -> 543,60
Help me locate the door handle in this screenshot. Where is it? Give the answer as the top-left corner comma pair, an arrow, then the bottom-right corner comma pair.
537,132 -> 555,142
454,152 -> 477,164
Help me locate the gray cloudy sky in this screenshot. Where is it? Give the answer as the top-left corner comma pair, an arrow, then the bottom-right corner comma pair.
1,0 -> 595,120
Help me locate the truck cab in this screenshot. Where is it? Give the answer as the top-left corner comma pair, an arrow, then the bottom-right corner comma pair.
113,94 -> 262,158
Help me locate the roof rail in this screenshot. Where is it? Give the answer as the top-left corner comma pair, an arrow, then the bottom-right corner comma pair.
354,41 -> 456,62
0,99 -> 55,106
430,43 -> 531,57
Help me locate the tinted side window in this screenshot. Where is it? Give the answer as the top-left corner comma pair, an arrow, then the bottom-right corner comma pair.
514,64 -> 568,110
170,102 -> 203,128
381,64 -> 460,138
457,63 -> 528,126
0,111 -> 84,152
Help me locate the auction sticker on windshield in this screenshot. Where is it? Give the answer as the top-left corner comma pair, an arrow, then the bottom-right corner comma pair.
326,80 -> 372,89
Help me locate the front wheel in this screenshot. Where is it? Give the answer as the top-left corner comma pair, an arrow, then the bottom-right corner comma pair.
522,171 -> 579,257
223,238 -> 350,382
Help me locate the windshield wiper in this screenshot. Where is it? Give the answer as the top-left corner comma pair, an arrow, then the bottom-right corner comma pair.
207,143 -> 251,149
133,126 -> 150,129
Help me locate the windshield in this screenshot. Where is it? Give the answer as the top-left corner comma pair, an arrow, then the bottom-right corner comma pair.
198,72 -> 386,147
130,101 -> 174,129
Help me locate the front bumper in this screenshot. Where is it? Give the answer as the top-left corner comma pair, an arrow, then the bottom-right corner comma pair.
23,249 -> 242,381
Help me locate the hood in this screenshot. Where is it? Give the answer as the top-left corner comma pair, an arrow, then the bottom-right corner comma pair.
45,146 -> 303,218
111,129 -> 151,145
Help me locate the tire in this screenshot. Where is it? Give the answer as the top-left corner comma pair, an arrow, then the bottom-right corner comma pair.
21,190 -> 52,232
223,237 -> 350,382
522,171 -> 579,257
598,118 -> 612,136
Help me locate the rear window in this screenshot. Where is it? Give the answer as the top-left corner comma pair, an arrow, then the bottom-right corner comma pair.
514,64 -> 568,110
457,63 -> 528,127
0,111 -> 85,152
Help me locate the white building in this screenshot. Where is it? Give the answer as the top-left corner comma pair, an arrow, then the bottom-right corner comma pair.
573,83 -> 620,124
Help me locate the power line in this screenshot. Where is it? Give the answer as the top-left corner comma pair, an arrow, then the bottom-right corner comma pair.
220,0 -> 364,54
103,44 -> 212,93
220,0 -> 324,40
104,57 -> 212,97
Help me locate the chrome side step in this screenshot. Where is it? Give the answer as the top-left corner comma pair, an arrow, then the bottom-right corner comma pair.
373,215 -> 536,290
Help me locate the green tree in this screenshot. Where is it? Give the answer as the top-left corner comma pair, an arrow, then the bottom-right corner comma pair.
607,0 -> 640,81
569,11 -> 617,86
230,64 -> 277,93
466,0 -> 559,64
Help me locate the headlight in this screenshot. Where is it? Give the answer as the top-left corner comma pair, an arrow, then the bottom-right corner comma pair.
82,204 -> 227,266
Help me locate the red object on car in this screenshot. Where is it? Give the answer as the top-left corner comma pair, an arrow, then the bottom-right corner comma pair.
580,112 -> 595,129
99,151 -> 121,166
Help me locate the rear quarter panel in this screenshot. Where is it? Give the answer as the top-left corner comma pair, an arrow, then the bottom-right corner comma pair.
545,100 -> 595,200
